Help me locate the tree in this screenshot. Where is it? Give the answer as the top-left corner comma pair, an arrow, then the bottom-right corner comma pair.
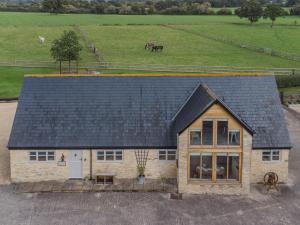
263,4 -> 285,27
290,3 -> 300,15
51,30 -> 82,74
42,0 -> 65,14
286,0 -> 300,7
236,0 -> 263,24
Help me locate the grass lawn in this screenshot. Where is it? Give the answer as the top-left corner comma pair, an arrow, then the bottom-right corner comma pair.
82,24 -> 300,67
0,67 -> 55,98
0,12 -> 300,97
173,23 -> 300,55
0,67 -> 174,98
0,26 -> 96,63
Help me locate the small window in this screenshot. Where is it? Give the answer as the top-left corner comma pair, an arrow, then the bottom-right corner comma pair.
96,175 -> 114,185
29,151 -> 55,161
115,151 -> 123,161
38,152 -> 47,161
272,150 -> 280,161
262,151 -> 271,161
262,150 -> 280,161
167,150 -> 176,160
159,150 -> 176,161
97,151 -> 105,160
29,152 -> 37,161
159,150 -> 166,160
105,151 -> 114,161
190,130 -> 201,145
97,150 -> 123,161
229,130 -> 240,145
47,151 -> 55,161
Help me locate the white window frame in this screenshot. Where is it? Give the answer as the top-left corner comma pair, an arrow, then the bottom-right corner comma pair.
28,151 -> 56,162
96,150 -> 123,162
262,150 -> 281,162
159,150 -> 177,161
189,129 -> 202,146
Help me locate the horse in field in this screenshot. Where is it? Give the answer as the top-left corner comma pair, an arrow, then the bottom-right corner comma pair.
38,36 -> 45,44
145,42 -> 155,50
151,45 -> 163,52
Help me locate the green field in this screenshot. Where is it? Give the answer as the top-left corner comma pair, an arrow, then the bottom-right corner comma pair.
1,12 -> 300,98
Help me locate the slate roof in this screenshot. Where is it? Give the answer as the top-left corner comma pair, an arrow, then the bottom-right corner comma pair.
172,83 -> 253,135
8,75 -> 291,150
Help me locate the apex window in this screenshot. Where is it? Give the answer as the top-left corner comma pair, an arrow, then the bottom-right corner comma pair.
229,130 -> 240,145
190,130 -> 201,145
202,120 -> 213,145
217,120 -> 228,145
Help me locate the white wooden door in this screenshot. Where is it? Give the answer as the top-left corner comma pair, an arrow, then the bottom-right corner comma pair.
69,150 -> 83,179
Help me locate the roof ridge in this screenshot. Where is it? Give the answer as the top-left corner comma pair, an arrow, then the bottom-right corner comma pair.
200,83 -> 218,100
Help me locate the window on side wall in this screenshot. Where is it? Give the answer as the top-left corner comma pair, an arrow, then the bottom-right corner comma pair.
29,151 -> 55,161
97,150 -> 123,161
262,150 -> 280,162
159,150 -> 176,161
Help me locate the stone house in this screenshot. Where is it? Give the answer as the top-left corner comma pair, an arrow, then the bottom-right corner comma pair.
8,74 -> 291,194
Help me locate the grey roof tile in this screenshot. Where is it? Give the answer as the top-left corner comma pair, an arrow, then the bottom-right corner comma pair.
8,75 -> 291,149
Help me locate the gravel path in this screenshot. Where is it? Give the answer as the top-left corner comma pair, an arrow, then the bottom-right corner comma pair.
0,102 -> 17,184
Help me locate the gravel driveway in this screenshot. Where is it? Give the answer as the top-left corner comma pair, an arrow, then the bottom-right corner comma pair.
0,103 -> 300,225
0,102 -> 17,184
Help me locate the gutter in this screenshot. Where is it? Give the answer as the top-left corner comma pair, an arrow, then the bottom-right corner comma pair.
90,149 -> 93,180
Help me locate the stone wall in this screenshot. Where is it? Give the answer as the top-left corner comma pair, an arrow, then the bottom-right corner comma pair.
91,150 -> 176,180
250,150 -> 289,183
10,149 -> 177,183
10,150 -> 71,182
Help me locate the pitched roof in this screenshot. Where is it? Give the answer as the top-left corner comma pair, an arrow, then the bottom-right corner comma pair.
172,83 -> 253,135
8,75 -> 291,149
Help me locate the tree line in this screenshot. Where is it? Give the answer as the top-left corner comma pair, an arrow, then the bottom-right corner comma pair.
0,0 -> 300,17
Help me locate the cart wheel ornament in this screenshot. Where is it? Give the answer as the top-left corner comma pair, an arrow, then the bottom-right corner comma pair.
264,172 -> 279,191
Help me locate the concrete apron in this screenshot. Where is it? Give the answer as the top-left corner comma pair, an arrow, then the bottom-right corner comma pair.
13,179 -> 178,193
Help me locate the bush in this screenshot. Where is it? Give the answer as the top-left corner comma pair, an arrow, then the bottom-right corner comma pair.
234,7 -> 240,15
104,5 -> 118,14
290,4 -> 300,15
216,8 -> 232,15
276,75 -> 300,88
188,2 -> 215,15
163,6 -> 186,15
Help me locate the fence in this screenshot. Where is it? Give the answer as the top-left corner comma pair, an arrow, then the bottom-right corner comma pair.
164,25 -> 300,63
1,60 -> 300,76
73,25 -> 104,62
